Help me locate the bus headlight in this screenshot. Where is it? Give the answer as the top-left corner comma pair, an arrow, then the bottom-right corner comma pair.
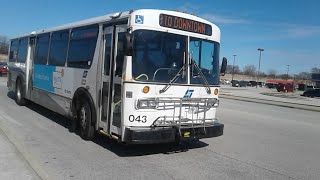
208,98 -> 219,107
137,99 -> 158,109
213,99 -> 219,107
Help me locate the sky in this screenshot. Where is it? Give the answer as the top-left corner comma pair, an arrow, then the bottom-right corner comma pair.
0,0 -> 319,74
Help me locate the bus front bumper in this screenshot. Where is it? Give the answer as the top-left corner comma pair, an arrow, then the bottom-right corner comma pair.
123,123 -> 224,144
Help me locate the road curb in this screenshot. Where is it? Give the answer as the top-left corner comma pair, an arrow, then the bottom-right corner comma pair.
220,94 -> 320,112
0,114 -> 51,180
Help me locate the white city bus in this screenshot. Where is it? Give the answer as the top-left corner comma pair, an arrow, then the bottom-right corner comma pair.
7,9 -> 227,144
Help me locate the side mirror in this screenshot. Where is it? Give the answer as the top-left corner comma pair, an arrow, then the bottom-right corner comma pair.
220,57 -> 227,76
125,32 -> 133,56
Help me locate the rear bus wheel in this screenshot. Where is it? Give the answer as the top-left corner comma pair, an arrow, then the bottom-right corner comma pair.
15,79 -> 27,106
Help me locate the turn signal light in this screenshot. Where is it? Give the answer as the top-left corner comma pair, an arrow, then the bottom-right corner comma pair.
142,86 -> 150,94
214,88 -> 219,95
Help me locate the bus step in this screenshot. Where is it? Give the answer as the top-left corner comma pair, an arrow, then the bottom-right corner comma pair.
99,130 -> 119,140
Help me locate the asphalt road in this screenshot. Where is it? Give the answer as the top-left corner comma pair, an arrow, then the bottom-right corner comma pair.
1,76 -> 320,180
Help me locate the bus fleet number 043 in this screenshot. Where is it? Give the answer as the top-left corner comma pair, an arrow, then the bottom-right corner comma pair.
129,115 -> 147,123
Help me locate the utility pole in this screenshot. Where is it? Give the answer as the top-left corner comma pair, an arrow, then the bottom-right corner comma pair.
287,65 -> 290,79
256,48 -> 264,88
232,55 -> 236,81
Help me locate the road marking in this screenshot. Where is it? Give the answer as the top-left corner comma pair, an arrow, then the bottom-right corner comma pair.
0,111 -> 23,127
0,114 -> 51,180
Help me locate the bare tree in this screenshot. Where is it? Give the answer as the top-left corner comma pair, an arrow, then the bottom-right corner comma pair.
243,65 -> 256,76
0,35 -> 9,54
260,72 -> 267,77
295,72 -> 311,80
226,65 -> 241,74
311,67 -> 320,73
267,69 -> 277,78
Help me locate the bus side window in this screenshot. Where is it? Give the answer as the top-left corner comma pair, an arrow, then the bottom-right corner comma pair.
48,30 -> 69,66
34,33 -> 50,65
17,38 -> 28,63
9,39 -> 19,62
67,25 -> 99,69
115,32 -> 126,77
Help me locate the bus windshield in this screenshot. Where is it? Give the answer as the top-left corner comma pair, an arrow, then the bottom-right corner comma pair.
190,37 -> 220,85
132,30 -> 220,85
132,30 -> 187,83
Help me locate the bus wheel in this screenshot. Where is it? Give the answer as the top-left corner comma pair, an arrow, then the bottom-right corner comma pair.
78,99 -> 95,140
15,79 -> 26,106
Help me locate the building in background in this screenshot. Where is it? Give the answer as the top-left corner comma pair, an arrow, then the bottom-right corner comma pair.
312,73 -> 320,87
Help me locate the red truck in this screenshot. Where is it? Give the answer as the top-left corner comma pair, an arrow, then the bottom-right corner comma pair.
0,62 -> 8,76
277,83 -> 295,92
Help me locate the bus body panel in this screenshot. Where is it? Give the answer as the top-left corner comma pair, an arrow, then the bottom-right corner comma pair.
28,28 -> 103,121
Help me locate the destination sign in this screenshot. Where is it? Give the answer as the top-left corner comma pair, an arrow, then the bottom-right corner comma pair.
159,14 -> 212,36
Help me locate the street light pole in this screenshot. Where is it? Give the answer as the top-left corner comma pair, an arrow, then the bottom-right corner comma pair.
287,64 -> 290,79
232,55 -> 236,81
257,48 -> 264,88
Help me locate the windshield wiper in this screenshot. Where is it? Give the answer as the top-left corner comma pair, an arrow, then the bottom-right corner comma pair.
159,65 -> 186,94
191,59 -> 211,94
159,59 -> 212,95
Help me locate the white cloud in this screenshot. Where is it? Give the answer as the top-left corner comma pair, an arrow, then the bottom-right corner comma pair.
201,13 -> 250,24
178,2 -> 202,12
286,25 -> 320,38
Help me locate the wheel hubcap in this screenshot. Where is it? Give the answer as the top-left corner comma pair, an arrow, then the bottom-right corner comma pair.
80,107 -> 87,129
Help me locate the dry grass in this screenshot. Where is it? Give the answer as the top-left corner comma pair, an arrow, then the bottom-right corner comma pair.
0,54 -> 8,62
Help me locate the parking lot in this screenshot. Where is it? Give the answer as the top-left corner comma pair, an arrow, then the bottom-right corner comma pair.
220,84 -> 320,108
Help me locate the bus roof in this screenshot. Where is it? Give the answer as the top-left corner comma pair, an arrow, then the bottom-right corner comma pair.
12,9 -> 220,42
12,11 -> 131,39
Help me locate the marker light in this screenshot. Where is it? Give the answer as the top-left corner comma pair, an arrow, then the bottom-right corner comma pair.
142,86 -> 150,94
214,88 -> 219,95
110,12 -> 121,19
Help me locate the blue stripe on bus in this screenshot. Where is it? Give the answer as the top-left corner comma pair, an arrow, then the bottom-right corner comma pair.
33,64 -> 55,92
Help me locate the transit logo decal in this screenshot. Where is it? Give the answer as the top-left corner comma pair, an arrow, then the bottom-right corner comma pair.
135,15 -> 144,24
183,90 -> 194,98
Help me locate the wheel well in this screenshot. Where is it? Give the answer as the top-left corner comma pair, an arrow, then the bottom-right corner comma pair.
72,88 -> 97,127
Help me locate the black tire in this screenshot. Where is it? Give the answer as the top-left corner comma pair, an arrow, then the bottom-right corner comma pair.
15,79 -> 27,106
78,99 -> 95,140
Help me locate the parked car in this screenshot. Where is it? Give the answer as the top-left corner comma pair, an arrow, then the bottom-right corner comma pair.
265,83 -> 276,88
306,85 -> 316,90
220,79 -> 230,84
276,83 -> 295,92
249,81 -> 257,87
302,89 -> 320,97
0,62 -> 8,76
239,81 -> 247,87
231,80 -> 240,87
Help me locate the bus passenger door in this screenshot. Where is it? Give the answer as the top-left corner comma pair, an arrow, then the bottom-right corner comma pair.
101,25 -> 127,135
26,36 -> 36,99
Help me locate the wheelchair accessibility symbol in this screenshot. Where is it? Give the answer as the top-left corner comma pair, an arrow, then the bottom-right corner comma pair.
135,15 -> 144,24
